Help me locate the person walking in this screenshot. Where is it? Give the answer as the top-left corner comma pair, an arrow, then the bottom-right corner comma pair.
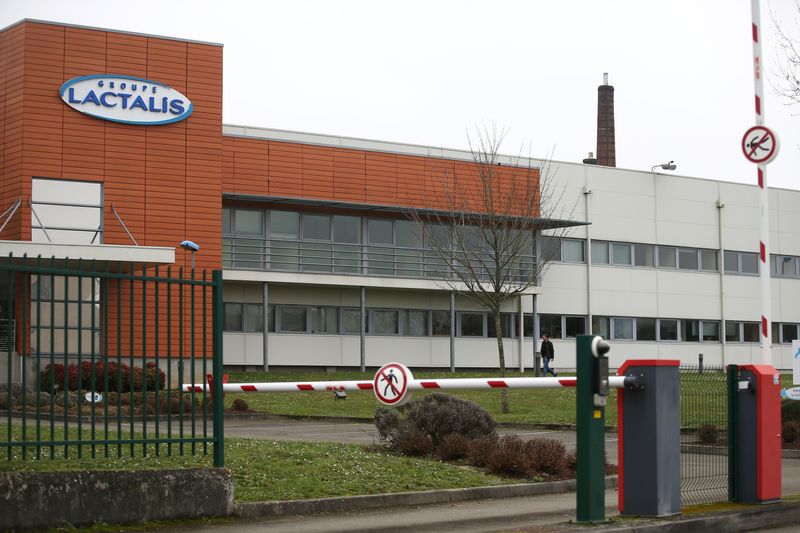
540,334 -> 557,377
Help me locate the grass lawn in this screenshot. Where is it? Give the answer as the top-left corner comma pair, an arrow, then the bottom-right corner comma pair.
223,369 -> 617,425
0,424 -> 515,501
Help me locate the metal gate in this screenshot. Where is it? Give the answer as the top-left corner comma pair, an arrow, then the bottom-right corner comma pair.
680,364 -> 728,506
1,255 -> 224,466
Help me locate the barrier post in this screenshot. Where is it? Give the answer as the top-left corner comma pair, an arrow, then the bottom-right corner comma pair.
617,360 -> 680,516
576,335 -> 609,523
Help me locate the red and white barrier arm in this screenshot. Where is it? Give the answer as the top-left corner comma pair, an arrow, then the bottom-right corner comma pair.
183,375 -> 628,393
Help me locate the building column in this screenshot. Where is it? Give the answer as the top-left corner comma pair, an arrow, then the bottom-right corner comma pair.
450,290 -> 455,373
360,286 -> 366,372
518,294 -> 524,372
262,282 -> 269,372
533,293 -> 540,376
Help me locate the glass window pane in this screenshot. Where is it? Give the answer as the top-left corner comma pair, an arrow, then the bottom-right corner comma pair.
302,214 -> 331,241
702,321 -> 720,341
634,244 -> 655,267
222,207 -> 232,235
658,246 -> 676,268
563,240 -> 585,262
235,209 -> 263,235
460,312 -> 484,337
741,252 -> 758,274
333,215 -> 361,244
592,316 -> 610,338
541,236 -> 562,262
487,313 -> 512,338
565,316 -> 586,338
342,308 -> 361,335
396,220 -> 422,248
271,211 -> 299,238
783,324 -> 799,343
678,249 -> 698,270
681,319 -> 700,342
636,318 -> 656,341
539,314 -> 562,339
773,322 -> 781,343
591,241 -> 609,264
779,256 -> 796,277
268,305 -> 275,332
611,243 -> 632,265
280,307 -> 307,332
244,303 -> 263,333
311,307 -> 339,334
368,219 -> 394,245
403,310 -> 428,336
432,310 -> 451,336
701,250 -> 718,271
224,303 -> 242,331
613,318 -> 634,340
743,322 -> 760,343
659,319 -> 678,341
724,250 -> 739,272
725,321 -> 741,342
373,310 -> 399,335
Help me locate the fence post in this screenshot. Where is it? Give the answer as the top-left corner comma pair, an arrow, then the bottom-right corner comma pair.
699,353 -> 703,374
727,364 -> 738,502
211,270 -> 225,468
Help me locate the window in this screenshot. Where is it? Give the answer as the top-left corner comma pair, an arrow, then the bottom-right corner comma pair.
31,178 -> 103,244
310,307 -> 339,334
368,219 -> 394,245
563,239 -> 585,262
611,243 -> 632,265
724,250 -> 739,273
592,316 -> 610,338
591,241 -> 609,264
700,250 -> 718,271
332,215 -> 360,273
740,252 -> 758,274
773,322 -> 781,344
432,310 -> 451,336
678,248 -> 698,270
224,303 -> 243,331
702,321 -> 720,342
658,246 -> 677,268
725,321 -> 741,342
271,211 -> 300,238
612,317 -> 634,340
783,324 -> 799,343
659,319 -> 678,341
636,318 -> 657,341
541,236 -> 562,262
269,211 -> 300,270
302,214 -> 331,241
743,322 -> 760,343
565,316 -> 586,338
222,207 -> 232,235
775,255 -> 798,277
522,314 -> 534,337
403,310 -> 428,336
333,215 -> 360,243
342,308 -> 362,335
487,313 -> 513,338
244,304 -> 264,333
539,314 -> 562,339
372,310 -> 399,335
634,244 -> 654,267
235,210 -> 263,235
460,312 -> 484,337
396,220 -> 423,277
280,307 -> 307,332
681,320 -> 700,342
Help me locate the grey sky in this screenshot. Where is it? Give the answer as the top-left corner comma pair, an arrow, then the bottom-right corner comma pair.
3,0 -> 798,190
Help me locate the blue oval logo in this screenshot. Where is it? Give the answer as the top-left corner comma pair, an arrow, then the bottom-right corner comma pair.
59,74 -> 193,125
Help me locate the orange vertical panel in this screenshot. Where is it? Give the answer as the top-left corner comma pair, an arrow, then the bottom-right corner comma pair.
364,151 -> 395,205
301,145 -> 334,199
268,141 -> 303,197
334,148 -> 367,203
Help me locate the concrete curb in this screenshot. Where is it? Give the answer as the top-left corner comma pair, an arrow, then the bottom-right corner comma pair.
235,476 -> 618,519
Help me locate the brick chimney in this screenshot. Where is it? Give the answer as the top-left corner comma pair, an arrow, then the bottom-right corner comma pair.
596,73 -> 616,167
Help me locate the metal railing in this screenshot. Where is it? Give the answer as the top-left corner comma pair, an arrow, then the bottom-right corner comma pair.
679,364 -> 728,507
1,256 -> 224,467
222,237 -> 537,283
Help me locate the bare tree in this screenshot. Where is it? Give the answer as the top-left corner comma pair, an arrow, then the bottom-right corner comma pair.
772,1 -> 800,107
408,125 -> 577,413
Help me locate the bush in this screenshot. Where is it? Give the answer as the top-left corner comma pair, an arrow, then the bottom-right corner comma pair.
39,361 -> 165,394
565,451 -> 577,472
374,393 -> 496,453
435,433 -> 471,461
231,398 -> 249,412
466,436 -> 498,468
485,435 -> 532,478
782,400 -> 800,424
783,421 -> 800,443
526,438 -> 567,475
697,423 -> 719,445
396,430 -> 434,457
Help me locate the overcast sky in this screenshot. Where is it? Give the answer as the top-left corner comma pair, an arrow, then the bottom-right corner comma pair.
3,0 -> 799,190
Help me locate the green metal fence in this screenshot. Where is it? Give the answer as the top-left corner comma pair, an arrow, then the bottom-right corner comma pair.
0,255 -> 224,467
680,365 -> 728,507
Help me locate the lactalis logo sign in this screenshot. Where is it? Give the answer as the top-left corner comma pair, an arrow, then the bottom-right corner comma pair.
59,74 -> 193,125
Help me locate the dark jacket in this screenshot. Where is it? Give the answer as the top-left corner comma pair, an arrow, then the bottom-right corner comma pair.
540,339 -> 554,359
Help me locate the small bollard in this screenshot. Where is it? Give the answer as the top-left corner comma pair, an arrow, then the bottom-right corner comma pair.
699,353 -> 704,374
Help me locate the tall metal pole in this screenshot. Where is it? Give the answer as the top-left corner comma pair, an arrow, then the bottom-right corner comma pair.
449,290 -> 455,373
360,286 -> 366,372
750,0 -> 772,365
262,282 -> 269,372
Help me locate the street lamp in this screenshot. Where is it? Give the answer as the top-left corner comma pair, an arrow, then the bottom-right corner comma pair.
179,240 -> 200,270
650,161 -> 676,172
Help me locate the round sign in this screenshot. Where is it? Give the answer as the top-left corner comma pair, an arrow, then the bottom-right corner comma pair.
84,392 -> 103,403
373,363 -> 413,406
741,125 -> 779,164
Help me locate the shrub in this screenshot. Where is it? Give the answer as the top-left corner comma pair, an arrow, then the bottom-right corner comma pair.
565,451 -> 578,472
396,430 -> 434,457
525,438 -> 567,475
783,421 -> 800,443
697,423 -> 719,445
39,363 -> 65,392
435,433 -> 471,461
231,398 -> 249,412
782,400 -> 800,424
466,436 -> 498,468
485,435 -> 532,478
